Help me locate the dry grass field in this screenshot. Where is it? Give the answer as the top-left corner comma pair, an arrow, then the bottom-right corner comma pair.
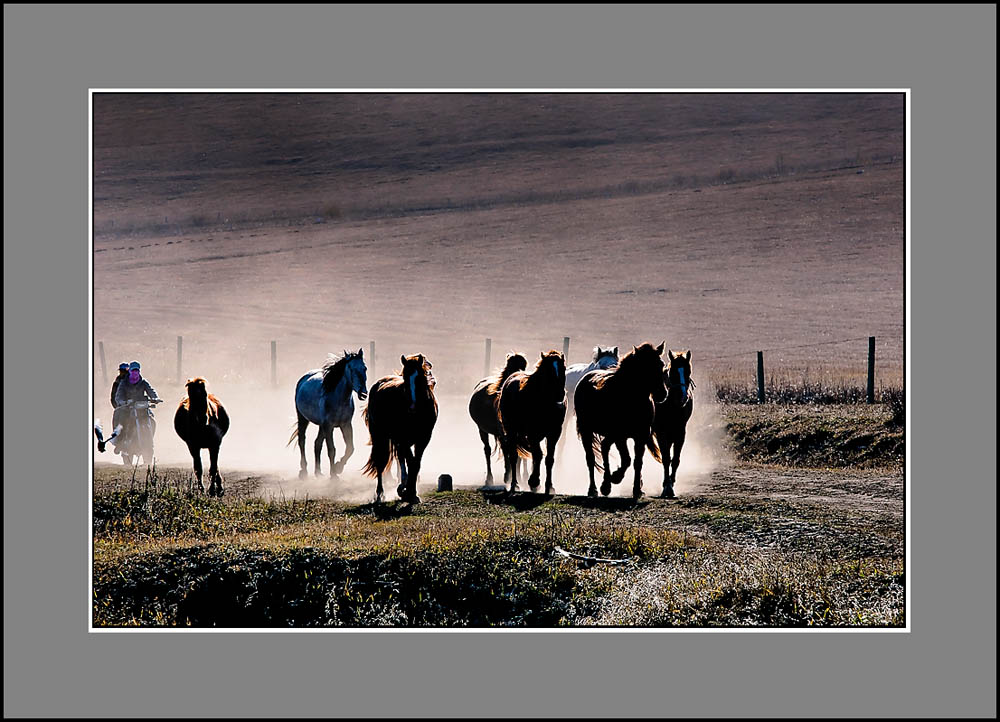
92,93 -> 905,627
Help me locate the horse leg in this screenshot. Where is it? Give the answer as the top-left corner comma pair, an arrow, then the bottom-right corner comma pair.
600,437 -> 615,496
334,423 -> 354,476
324,425 -> 338,479
527,439 -> 543,490
480,429 -> 494,485
613,438 -> 632,485
667,430 -> 686,499
187,443 -> 204,493
297,415 -> 310,480
581,429 -> 598,498
556,406 -> 572,466
631,437 -> 646,499
208,443 -> 224,497
503,436 -> 519,494
408,440 -> 429,504
313,427 -> 325,477
544,434 -> 557,495
397,446 -> 416,502
395,452 -> 410,500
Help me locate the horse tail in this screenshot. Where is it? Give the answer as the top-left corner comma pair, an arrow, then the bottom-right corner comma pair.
589,433 -> 605,472
361,433 -> 395,478
361,385 -> 394,477
286,422 -> 300,448
514,437 -> 534,460
575,426 -> 606,473
287,373 -> 312,447
646,433 -> 662,463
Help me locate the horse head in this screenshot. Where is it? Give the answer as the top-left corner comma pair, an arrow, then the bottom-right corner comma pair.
502,352 -> 528,376
400,354 -> 432,411
185,377 -> 209,401
345,348 -> 369,400
537,350 -> 567,402
626,342 -> 667,402
593,345 -> 619,370
665,349 -> 693,402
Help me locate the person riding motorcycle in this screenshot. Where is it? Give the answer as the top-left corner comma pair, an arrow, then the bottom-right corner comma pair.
109,362 -> 131,451
113,361 -> 161,455
111,361 -> 129,409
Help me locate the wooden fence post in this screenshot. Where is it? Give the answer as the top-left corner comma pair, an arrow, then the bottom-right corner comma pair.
98,341 -> 107,385
484,338 -> 492,377
176,336 -> 183,384
867,336 -> 876,404
757,351 -> 766,403
563,336 -> 571,360
271,340 -> 278,388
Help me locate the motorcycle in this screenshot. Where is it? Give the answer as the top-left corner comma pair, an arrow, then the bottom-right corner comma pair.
114,398 -> 163,466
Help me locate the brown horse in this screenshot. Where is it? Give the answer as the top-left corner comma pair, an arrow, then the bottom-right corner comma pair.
469,352 -> 528,485
497,350 -> 567,494
653,350 -> 694,499
174,377 -> 230,496
574,342 -> 666,498
362,354 -> 438,504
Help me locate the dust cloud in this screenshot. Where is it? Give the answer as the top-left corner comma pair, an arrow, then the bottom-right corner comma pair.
92,331 -> 729,502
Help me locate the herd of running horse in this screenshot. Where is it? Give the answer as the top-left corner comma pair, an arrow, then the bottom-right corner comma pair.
96,342 -> 694,504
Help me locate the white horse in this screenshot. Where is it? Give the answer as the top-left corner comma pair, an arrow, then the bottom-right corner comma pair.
288,350 -> 368,479
558,346 -> 619,458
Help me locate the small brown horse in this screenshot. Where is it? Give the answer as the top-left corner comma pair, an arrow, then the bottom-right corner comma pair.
497,350 -> 567,494
574,342 -> 666,498
653,350 -> 694,499
469,352 -> 528,485
362,354 -> 438,504
174,377 -> 230,496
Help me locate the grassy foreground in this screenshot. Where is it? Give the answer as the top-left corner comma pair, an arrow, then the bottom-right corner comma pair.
93,453 -> 904,628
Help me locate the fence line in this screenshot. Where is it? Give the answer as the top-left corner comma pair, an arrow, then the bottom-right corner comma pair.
96,333 -> 889,404
699,336 -> 875,363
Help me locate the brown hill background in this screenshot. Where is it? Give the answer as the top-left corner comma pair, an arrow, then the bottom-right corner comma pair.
93,92 -> 904,477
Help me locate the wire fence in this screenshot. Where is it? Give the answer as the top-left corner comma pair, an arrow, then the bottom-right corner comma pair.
96,333 -> 898,406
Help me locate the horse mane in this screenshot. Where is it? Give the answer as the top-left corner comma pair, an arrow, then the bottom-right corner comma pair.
486,353 -> 528,395
180,377 -> 219,420
533,349 -> 563,371
593,343 -> 657,390
321,352 -> 356,393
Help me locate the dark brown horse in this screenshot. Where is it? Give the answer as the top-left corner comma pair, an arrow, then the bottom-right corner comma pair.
362,354 -> 438,504
174,377 -> 231,496
469,352 -> 528,485
653,350 -> 694,499
497,350 -> 567,494
574,342 -> 666,498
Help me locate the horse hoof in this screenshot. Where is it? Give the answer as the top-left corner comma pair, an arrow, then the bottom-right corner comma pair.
396,484 -> 407,498
587,486 -> 598,498
374,494 -> 383,505
545,484 -> 554,496
600,480 -> 612,497
633,487 -> 644,500
508,483 -> 519,494
298,470 -> 308,480
661,487 -> 676,500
